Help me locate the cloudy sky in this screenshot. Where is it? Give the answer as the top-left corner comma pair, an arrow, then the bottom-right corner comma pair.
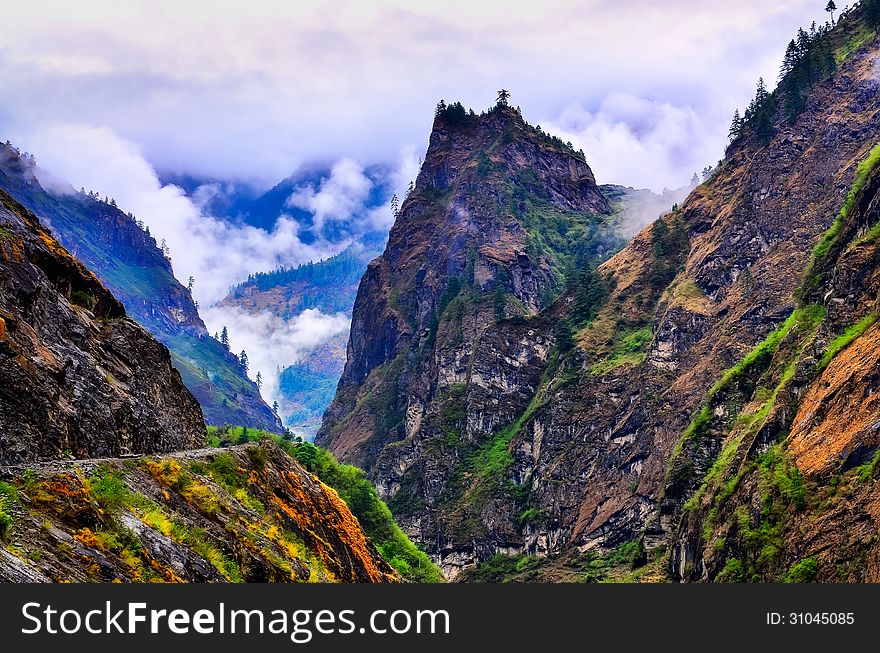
0,0 -> 830,409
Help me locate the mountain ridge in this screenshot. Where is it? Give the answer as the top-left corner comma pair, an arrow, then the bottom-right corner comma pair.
0,145 -> 281,432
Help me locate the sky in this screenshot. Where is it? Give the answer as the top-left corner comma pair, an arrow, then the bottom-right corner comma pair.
0,0 -> 832,410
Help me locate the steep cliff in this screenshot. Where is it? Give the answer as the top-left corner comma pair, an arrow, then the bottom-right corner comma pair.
0,146 -> 281,432
321,9 -> 880,580
317,102 -> 625,575
0,441 -> 399,582
0,189 -> 206,462
670,117 -> 880,582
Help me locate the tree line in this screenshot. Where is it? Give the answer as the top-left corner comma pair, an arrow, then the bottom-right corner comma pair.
726,1 -> 879,147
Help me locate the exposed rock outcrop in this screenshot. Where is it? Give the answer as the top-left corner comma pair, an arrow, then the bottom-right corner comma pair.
0,189 -> 206,463
0,146 -> 281,432
0,441 -> 399,582
321,9 -> 880,582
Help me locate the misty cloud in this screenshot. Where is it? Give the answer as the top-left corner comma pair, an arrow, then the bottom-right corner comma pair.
287,158 -> 372,233
545,94 -> 720,191
0,1 -> 828,191
202,305 -> 350,410
21,124 -> 377,306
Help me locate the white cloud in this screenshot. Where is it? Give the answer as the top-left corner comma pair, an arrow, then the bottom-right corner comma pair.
202,305 -> 350,411
287,158 -> 372,233
0,1 -> 828,190
22,124 -> 346,305
544,94 -> 721,191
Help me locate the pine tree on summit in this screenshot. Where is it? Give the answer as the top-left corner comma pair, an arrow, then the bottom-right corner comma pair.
496,89 -> 511,106
825,1 -> 836,24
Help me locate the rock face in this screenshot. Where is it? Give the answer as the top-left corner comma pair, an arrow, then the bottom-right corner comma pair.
317,103 -> 623,576
322,11 -> 880,581
0,145 -> 281,432
0,441 -> 399,582
0,189 -> 206,463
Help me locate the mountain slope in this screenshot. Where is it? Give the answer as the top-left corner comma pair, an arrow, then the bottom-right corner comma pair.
220,240 -> 384,436
0,189 -> 410,583
0,188 -> 205,462
670,53 -> 880,581
320,9 -> 880,580
0,441 -> 399,582
0,145 -> 281,432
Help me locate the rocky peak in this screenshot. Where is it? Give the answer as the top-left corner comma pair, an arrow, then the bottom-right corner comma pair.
321,9 -> 880,581
420,103 -> 609,214
317,100 -> 624,576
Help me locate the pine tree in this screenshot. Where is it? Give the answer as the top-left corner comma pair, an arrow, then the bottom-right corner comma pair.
780,40 -> 799,80
867,0 -> 880,27
390,193 -> 399,218
728,109 -> 744,142
825,1 -> 836,24
554,319 -> 574,352
571,267 -> 608,326
187,276 -> 195,292
273,401 -> 279,414
752,77 -> 776,144
220,326 -> 229,350
496,89 -> 511,106
256,371 -> 262,389
239,350 -> 249,373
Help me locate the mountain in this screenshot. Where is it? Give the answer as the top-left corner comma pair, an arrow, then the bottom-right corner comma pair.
0,188 -> 414,583
316,101 -> 627,575
0,188 -> 206,462
0,441 -> 399,582
162,166 -> 391,241
318,6 -> 880,581
0,145 -> 281,432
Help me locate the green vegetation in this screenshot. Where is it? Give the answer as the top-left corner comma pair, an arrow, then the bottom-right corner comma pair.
464,539 -> 653,583
857,449 -> 880,483
591,325 -> 653,375
683,435 -> 743,513
229,245 -> 367,303
208,426 -> 443,582
716,558 -> 745,583
649,214 -> 690,290
0,481 -> 17,539
88,467 -> 244,582
671,305 -> 825,463
472,353 -> 558,482
784,557 -> 818,583
835,20 -> 874,63
778,26 -> 837,122
570,266 -> 612,327
801,142 -> 880,297
290,441 -> 444,583
818,314 -> 877,372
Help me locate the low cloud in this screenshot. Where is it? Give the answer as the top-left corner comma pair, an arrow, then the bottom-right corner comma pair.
287,158 -> 372,233
0,1 -> 824,189
202,305 -> 350,410
545,94 -> 723,191
22,124 -> 360,306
